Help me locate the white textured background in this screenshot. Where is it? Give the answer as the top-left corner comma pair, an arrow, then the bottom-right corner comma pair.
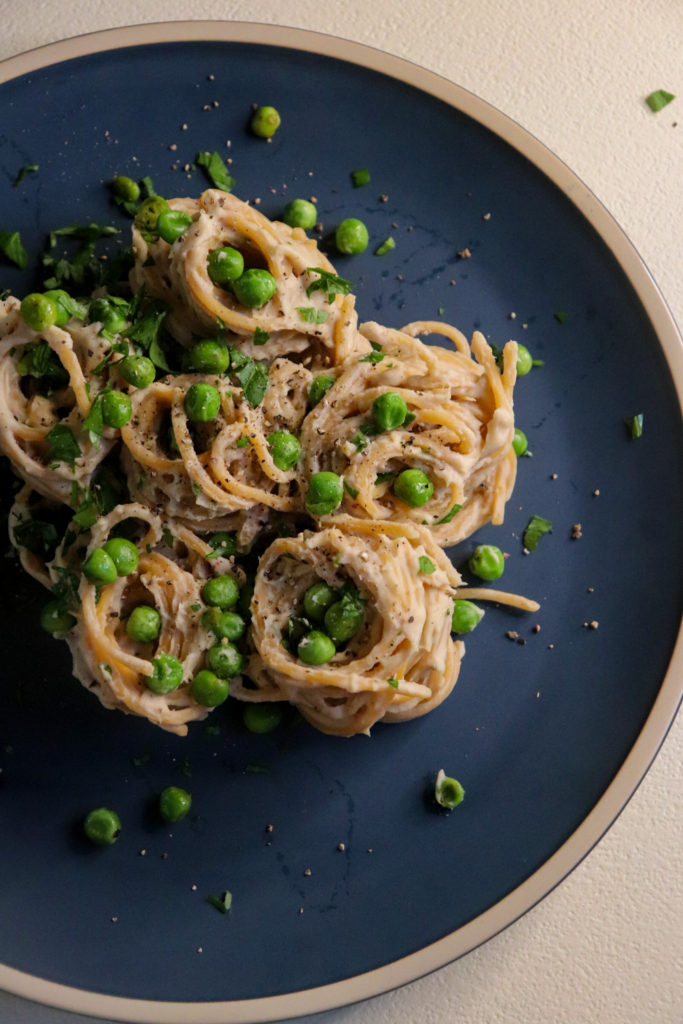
1,3 -> 681,1024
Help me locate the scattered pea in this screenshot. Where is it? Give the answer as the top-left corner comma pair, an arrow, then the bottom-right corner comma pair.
335,218 -> 369,255
82,547 -> 118,584
126,605 -> 161,642
103,537 -> 138,576
297,630 -> 336,666
251,105 -> 281,138
282,199 -> 317,230
243,703 -> 283,733
206,642 -> 244,678
468,544 -> 505,581
156,208 -> 193,244
184,382 -> 221,422
451,600 -> 483,634
147,652 -> 184,694
267,431 -> 301,471
159,786 -> 192,823
373,392 -> 408,431
303,581 -> 338,623
231,268 -> 277,309
308,374 -> 335,407
21,293 -> 59,332
192,669 -> 230,707
207,246 -> 244,285
83,807 -> 121,846
189,338 -> 230,374
202,575 -> 239,609
101,390 -> 132,428
118,354 -> 155,388
305,472 -> 343,516
40,599 -> 76,635
393,468 -> 434,508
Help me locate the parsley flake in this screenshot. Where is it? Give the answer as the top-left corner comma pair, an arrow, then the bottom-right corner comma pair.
0,230 -> 28,269
418,555 -> 436,574
351,168 -> 371,187
359,350 -> 385,364
207,890 -> 233,914
375,236 -> 395,256
387,678 -> 399,688
45,424 -> 81,469
645,90 -> 675,112
305,268 -> 353,303
435,504 -> 462,524
626,413 -> 644,439
523,514 -> 553,551
196,151 -> 236,192
253,327 -> 270,346
13,163 -> 39,186
297,306 -> 330,324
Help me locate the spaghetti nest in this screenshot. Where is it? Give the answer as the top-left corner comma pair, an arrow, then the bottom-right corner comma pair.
1,189 -> 537,738
0,297 -> 120,505
120,357 -> 311,545
301,321 -> 518,545
53,503 -> 243,736
131,189 -> 368,367
242,516 -> 464,736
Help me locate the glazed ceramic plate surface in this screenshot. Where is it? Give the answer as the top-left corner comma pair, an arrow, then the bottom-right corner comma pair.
0,22 -> 681,1024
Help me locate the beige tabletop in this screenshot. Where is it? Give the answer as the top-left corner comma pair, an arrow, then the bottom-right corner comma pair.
0,3 -> 681,1023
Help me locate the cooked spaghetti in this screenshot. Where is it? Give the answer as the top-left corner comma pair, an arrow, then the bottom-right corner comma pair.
1,187 -> 538,736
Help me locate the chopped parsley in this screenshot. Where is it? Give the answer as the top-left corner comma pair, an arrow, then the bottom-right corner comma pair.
523,514 -> 553,551
297,306 -> 330,324
645,89 -> 675,112
41,222 -> 119,290
626,413 -> 644,439
12,517 -> 59,557
207,890 -> 233,914
253,327 -> 270,345
45,424 -> 81,469
359,350 -> 385,364
554,310 -> 568,324
0,230 -> 28,269
351,168 -> 371,187
435,503 -> 462,525
418,555 -> 436,574
375,236 -> 395,256
235,436 -> 250,448
195,150 -> 236,192
343,480 -> 359,500
123,297 -> 169,370
82,389 -> 108,446
305,267 -> 353,303
387,678 -> 399,688
16,340 -> 69,390
375,471 -> 395,485
229,349 -> 269,407
13,163 -> 39,186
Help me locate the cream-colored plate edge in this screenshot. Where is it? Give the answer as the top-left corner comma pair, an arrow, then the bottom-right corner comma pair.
0,19 -> 681,1024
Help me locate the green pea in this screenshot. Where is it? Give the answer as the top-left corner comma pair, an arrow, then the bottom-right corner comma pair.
335,218 -> 369,255
202,609 -> 246,641
192,669 -> 230,707
147,652 -> 184,694
40,599 -> 76,635
232,268 -> 277,309
103,537 -> 138,576
118,354 -> 155,388
393,468 -> 434,508
208,531 -> 237,557
184,382 -> 221,422
512,428 -> 528,456
303,581 -> 338,623
112,175 -> 140,202
83,807 -> 121,846
516,344 -> 534,377
282,199 -> 317,230
451,599 -> 483,634
324,596 -> 364,643
434,772 -> 465,810
189,338 -> 230,374
372,392 -> 409,431
297,630 -> 336,666
267,431 -> 301,471
83,547 -> 118,584
156,208 -> 193,244
21,293 -> 59,332
134,195 -> 169,232
206,642 -> 244,679
243,703 -> 283,733
126,605 -> 161,642
207,246 -> 245,285
251,105 -> 281,138
43,289 -> 83,327
308,374 -> 335,407
306,471 -> 343,516
468,544 -> 505,581
202,574 -> 239,608
89,297 -> 128,335
159,786 -> 192,823
101,390 -> 132,428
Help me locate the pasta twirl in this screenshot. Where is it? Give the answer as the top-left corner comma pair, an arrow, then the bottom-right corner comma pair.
2,187 -> 538,738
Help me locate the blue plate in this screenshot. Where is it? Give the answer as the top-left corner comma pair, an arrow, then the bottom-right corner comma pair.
0,23 -> 681,1024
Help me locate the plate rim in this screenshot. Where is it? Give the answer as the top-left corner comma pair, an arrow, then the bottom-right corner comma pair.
0,19 -> 681,1024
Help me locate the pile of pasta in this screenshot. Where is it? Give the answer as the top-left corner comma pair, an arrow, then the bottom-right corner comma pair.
0,189 -> 535,737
